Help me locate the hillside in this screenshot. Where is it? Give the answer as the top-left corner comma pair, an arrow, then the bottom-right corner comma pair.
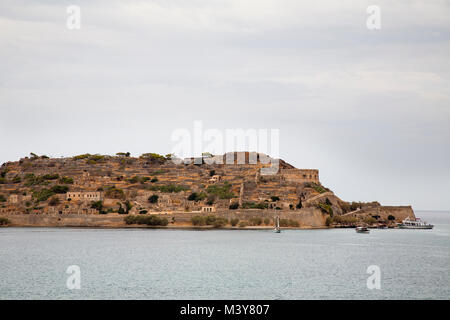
0,152 -> 414,228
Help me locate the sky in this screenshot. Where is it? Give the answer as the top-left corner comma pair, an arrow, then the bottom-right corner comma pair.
1,0 -> 449,210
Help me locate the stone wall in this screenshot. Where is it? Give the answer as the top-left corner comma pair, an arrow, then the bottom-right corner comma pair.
3,207 -> 326,228
280,169 -> 319,183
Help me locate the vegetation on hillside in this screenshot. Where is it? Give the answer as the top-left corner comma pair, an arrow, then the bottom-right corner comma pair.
191,215 -> 228,228
206,182 -> 235,199
124,215 -> 168,226
0,217 -> 10,226
147,184 -> 188,193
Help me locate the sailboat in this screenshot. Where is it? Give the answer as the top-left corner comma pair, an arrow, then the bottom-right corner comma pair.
274,216 -> 281,233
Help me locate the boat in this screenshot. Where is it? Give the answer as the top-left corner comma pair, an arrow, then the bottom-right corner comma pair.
398,217 -> 433,229
274,216 -> 281,233
356,226 -> 370,233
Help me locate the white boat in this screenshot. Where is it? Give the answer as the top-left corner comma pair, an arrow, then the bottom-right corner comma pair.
356,226 -> 370,233
274,216 -> 281,233
398,217 -> 433,229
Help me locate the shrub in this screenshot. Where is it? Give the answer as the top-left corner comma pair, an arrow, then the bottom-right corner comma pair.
91,201 -> 103,211
149,170 -> 166,175
124,215 -> 168,226
105,186 -> 125,199
124,200 -> 133,213
0,217 -> 10,226
229,202 -> 239,210
147,184 -> 188,193
127,176 -> 140,184
350,202 -> 362,211
305,183 -> 327,194
238,221 -> 248,228
206,194 -> 216,205
205,215 -> 217,225
140,153 -> 166,161
140,177 -> 151,183
339,201 -> 351,213
33,189 -> 55,202
206,182 -> 235,199
209,170 -> 216,176
191,215 -> 206,226
116,152 -> 130,157
73,154 -> 91,160
151,178 -> 158,183
249,217 -> 262,226
24,174 -> 43,186
148,195 -> 159,204
0,170 -> 7,178
0,195 -> 6,203
271,196 -> 280,202
317,203 -> 333,216
230,218 -> 239,226
364,217 -> 377,225
51,185 -> 69,194
42,173 -> 59,180
0,177 -> 6,184
49,196 -> 60,206
388,215 -> 396,221
139,210 -> 148,214
59,176 -> 74,184
117,206 -> 126,214
242,202 -> 268,209
213,217 -> 228,228
86,154 -> 106,164
188,192 -> 207,202
12,176 -> 21,183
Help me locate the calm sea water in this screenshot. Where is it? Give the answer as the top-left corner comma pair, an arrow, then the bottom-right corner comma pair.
0,210 -> 449,300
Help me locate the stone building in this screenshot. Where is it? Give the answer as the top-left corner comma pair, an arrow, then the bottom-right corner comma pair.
209,175 -> 221,183
66,192 -> 103,202
280,169 -> 319,183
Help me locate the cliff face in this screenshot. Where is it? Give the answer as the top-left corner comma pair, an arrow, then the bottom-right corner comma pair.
0,152 -> 413,228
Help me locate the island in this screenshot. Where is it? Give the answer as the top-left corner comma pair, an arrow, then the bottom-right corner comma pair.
0,152 -> 415,229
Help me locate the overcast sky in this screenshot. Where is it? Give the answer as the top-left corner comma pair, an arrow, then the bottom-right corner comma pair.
1,0 -> 449,210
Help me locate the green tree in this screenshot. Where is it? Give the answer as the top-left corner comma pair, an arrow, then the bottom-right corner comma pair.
148,195 -> 159,203
51,185 -> 69,194
229,202 -> 239,210
91,201 -> 103,211
49,196 -> 60,206
0,217 -> 10,226
230,218 -> 239,226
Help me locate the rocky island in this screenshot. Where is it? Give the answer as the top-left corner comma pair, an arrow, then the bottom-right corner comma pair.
0,152 -> 414,229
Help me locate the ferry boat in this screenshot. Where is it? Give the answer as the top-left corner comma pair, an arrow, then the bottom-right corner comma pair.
356,226 -> 370,233
398,217 -> 433,229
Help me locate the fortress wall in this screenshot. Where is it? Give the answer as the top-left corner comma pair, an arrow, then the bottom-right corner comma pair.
3,208 -> 326,228
280,169 -> 319,183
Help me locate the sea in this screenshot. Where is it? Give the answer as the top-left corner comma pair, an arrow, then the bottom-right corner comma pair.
0,210 -> 449,299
